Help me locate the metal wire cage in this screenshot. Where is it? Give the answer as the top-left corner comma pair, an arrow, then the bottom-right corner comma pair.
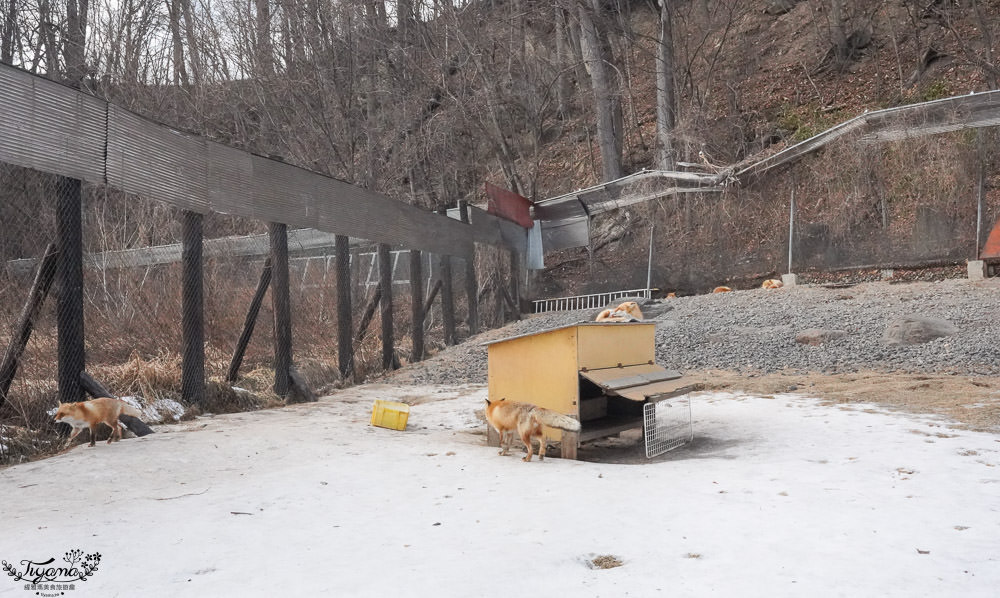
643,396 -> 693,458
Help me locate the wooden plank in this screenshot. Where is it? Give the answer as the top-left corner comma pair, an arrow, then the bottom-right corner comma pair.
0,243 -> 57,407
560,430 -> 579,460
578,417 -> 642,443
354,287 -> 382,344
227,257 -> 271,383
599,370 -> 682,391
617,379 -> 698,402
422,279 -> 443,318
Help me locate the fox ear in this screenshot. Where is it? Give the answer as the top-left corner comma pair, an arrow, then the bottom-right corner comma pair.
485,398 -> 491,405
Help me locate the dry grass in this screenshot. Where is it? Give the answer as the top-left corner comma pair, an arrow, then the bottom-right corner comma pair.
699,370 -> 1000,432
590,555 -> 624,570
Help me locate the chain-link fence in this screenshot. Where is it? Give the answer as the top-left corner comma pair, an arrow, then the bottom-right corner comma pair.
0,62 -> 536,464
0,166 -> 511,464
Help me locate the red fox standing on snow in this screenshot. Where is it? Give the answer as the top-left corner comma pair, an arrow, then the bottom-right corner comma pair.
53,397 -> 142,447
484,398 -> 581,462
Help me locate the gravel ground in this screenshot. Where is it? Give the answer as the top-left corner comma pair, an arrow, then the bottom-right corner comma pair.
385,277 -> 1000,431
389,277 -> 1000,384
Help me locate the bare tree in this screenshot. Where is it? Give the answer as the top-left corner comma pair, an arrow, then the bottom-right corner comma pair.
656,0 -> 677,170
64,0 -> 87,84
2,0 -> 16,62
577,0 -> 622,181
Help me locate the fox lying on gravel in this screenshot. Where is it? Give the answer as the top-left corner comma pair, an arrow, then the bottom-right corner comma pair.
595,301 -> 644,322
53,397 -> 142,447
485,398 -> 581,462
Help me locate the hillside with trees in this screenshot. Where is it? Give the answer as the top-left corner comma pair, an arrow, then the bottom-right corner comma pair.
2,0 -> 999,294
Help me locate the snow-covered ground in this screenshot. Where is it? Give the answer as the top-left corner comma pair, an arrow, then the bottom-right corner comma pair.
1,384 -> 998,597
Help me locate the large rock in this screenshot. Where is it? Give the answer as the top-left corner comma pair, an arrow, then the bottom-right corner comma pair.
765,0 -> 798,15
795,328 -> 847,346
883,316 -> 957,345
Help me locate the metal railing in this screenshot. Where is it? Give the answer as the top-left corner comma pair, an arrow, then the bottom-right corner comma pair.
532,288 -> 653,314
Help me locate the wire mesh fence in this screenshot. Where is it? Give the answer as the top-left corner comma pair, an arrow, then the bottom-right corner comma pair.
0,163 -> 502,465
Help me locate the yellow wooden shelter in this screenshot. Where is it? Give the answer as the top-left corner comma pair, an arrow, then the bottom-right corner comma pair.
484,321 -> 696,459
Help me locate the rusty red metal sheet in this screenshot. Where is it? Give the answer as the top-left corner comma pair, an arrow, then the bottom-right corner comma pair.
485,182 -> 533,229
982,217 -> 1000,259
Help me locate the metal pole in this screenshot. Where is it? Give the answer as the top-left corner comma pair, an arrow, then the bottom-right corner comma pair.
976,129 -> 984,259
787,180 -> 796,274
181,210 -> 205,405
646,221 -> 654,295
56,176 -> 85,404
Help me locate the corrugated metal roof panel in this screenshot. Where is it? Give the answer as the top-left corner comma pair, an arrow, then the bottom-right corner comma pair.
107,105 -> 210,213
0,67 -> 105,183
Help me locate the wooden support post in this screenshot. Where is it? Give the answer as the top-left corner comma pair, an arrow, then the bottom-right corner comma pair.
269,223 -> 292,397
378,243 -> 396,370
508,248 -> 522,320
227,257 -> 271,384
499,283 -> 518,315
422,279 -> 443,319
335,235 -> 354,380
560,430 -> 579,460
458,201 -> 479,335
181,211 -> 205,405
354,287 -> 382,344
440,254 -> 456,345
79,371 -> 154,437
56,176 -> 85,404
409,249 -> 424,362
0,243 -> 57,408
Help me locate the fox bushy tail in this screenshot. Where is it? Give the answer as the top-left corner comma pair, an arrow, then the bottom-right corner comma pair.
534,408 -> 581,432
118,401 -> 142,418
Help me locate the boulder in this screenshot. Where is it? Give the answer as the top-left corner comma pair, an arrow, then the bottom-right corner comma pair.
795,328 -> 847,346
883,316 -> 957,345
765,0 -> 798,15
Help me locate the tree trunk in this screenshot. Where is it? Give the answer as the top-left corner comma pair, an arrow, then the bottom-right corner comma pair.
656,0 -> 677,170
2,0 -> 16,63
180,0 -> 201,85
554,6 -> 571,120
64,0 -> 87,85
255,0 -> 273,76
578,0 -> 622,181
167,0 -> 189,86
829,0 -> 849,64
